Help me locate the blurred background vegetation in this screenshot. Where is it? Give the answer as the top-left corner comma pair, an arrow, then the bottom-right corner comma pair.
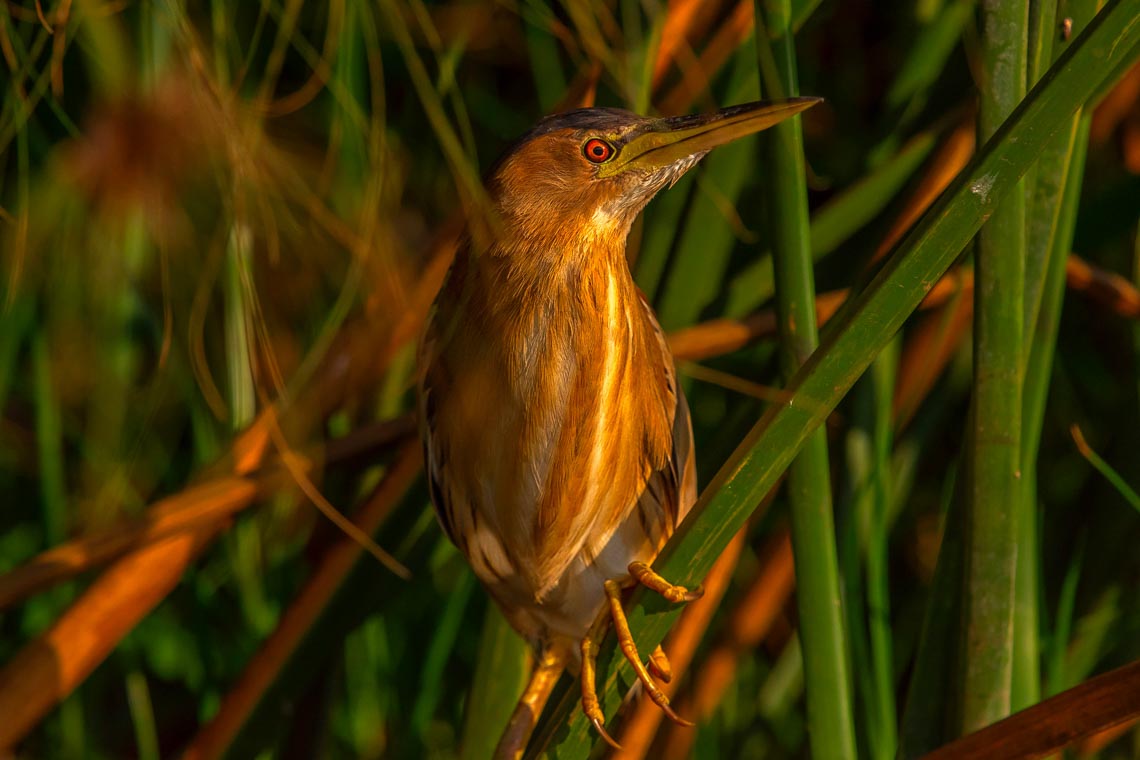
1,0 -> 1139,758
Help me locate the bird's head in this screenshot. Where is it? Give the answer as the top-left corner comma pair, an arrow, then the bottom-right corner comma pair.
483,98 -> 821,258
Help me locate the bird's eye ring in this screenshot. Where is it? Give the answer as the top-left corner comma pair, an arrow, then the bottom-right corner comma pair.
583,138 -> 615,164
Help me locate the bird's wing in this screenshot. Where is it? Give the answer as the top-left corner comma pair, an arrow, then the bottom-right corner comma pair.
634,294 -> 697,543
417,315 -> 461,549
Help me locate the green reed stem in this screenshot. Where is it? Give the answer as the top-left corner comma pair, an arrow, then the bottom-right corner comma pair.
960,0 -> 1029,733
756,0 -> 857,755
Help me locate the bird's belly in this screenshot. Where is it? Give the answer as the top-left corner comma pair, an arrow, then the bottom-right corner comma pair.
472,494 -> 668,648
444,375 -> 670,644
455,398 -> 647,582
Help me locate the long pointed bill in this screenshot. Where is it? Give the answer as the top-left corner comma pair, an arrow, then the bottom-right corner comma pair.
597,97 -> 822,178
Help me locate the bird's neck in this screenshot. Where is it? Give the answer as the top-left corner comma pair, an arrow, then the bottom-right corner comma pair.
437,219 -> 654,405
468,210 -> 639,324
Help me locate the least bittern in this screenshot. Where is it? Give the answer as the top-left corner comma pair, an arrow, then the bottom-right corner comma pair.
417,97 -> 820,756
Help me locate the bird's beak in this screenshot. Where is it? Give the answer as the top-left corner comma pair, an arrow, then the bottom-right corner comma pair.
597,97 -> 822,178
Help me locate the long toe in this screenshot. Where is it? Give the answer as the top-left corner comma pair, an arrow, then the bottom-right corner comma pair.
628,561 -> 704,604
581,620 -> 624,750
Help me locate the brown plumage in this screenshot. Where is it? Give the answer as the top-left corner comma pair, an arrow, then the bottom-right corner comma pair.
416,99 -> 820,755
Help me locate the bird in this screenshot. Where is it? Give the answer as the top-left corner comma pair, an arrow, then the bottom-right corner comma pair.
416,97 -> 820,756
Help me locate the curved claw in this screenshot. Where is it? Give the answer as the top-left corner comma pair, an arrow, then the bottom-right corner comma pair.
680,584 -> 705,602
659,700 -> 695,728
591,716 -> 623,750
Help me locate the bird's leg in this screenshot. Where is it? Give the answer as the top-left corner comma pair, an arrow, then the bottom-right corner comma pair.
580,565 -> 704,747
581,606 -> 623,750
632,564 -> 700,684
631,562 -> 702,685
603,578 -> 695,727
495,645 -> 568,760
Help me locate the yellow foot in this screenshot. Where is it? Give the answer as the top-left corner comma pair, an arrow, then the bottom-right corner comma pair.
495,645 -> 568,760
579,563 -> 703,748
628,560 -> 704,603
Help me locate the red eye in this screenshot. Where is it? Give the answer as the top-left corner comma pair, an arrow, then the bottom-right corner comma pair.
583,138 -> 614,163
